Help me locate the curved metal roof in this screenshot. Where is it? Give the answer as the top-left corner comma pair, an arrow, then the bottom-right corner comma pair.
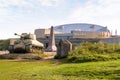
54,23 -> 109,33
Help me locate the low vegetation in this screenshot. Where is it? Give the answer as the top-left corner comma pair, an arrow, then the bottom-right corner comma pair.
0,59 -> 120,80
0,39 -> 10,50
0,54 -> 41,60
67,42 -> 120,63
0,41 -> 120,79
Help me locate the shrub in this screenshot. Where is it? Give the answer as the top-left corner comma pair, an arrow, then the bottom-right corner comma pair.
0,39 -> 10,50
0,55 -> 17,59
67,42 -> 120,63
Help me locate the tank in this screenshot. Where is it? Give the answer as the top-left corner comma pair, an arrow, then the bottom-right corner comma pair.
9,33 -> 44,53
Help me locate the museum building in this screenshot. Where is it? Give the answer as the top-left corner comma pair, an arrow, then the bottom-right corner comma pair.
35,23 -> 110,39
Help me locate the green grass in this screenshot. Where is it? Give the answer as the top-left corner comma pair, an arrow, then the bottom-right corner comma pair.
67,42 -> 120,63
0,59 -> 120,80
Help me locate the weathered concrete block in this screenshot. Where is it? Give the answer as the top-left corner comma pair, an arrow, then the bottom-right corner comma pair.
56,39 -> 72,58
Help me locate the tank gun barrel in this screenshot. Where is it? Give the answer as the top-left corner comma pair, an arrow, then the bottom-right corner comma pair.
14,33 -> 24,38
14,33 -> 20,36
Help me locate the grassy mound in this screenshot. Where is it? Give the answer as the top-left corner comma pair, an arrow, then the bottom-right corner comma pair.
67,42 -> 120,63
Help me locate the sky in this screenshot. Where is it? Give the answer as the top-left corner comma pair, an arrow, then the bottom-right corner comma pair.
0,0 -> 120,39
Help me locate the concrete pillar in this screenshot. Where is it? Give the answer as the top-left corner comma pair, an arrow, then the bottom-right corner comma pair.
46,26 -> 57,52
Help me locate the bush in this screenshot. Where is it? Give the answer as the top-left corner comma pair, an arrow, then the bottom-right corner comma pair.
67,42 -> 120,63
0,39 -> 10,50
0,55 -> 17,59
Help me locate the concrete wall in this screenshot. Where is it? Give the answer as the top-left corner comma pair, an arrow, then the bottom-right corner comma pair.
37,37 -> 120,49
35,29 -> 110,39
35,29 -> 62,39
35,29 -> 46,38
100,37 -> 120,43
72,31 -> 110,38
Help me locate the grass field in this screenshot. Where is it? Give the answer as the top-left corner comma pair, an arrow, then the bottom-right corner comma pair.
0,59 -> 120,80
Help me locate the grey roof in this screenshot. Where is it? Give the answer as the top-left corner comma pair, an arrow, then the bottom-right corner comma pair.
54,23 -> 109,33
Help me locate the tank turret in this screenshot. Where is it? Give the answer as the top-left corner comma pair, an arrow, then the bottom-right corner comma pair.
14,33 -> 36,40
9,33 -> 44,53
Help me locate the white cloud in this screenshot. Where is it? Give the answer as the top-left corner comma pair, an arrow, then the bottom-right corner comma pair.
68,0 -> 120,33
38,0 -> 64,7
0,0 -> 32,8
0,0 -> 65,8
0,0 -> 35,23
0,8 -> 9,15
69,0 -> 120,19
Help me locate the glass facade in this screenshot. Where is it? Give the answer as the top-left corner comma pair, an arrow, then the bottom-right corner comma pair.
55,36 -> 72,39
54,23 -> 109,33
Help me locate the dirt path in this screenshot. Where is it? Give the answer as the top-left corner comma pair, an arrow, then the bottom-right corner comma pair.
0,51 -> 9,55
0,51 -> 62,65
0,51 -> 57,60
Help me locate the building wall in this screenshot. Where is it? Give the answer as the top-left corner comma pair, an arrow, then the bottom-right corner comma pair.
37,37 -> 120,49
72,31 -> 110,38
35,29 -> 46,38
35,29 -> 110,39
35,29 -> 62,39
